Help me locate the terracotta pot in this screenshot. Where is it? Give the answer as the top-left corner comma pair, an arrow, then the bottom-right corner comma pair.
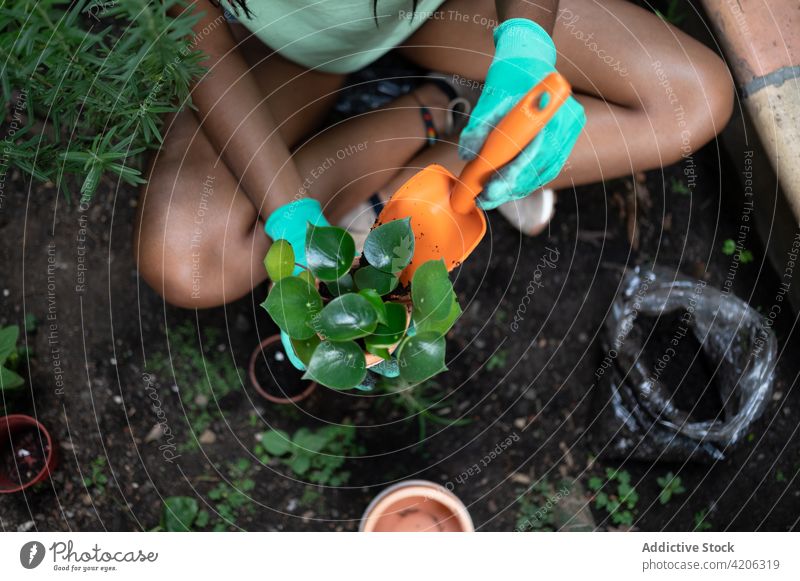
0,415 -> 57,494
360,480 -> 474,532
249,335 -> 317,404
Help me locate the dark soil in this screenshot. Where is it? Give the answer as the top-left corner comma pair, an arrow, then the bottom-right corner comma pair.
1,10 -> 799,531
2,427 -> 49,486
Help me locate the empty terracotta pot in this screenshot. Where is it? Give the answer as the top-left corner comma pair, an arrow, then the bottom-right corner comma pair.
360,480 -> 474,532
249,334 -> 317,404
0,415 -> 57,494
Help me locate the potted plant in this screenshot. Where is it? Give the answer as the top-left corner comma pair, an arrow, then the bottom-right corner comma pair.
360,480 -> 474,532
0,414 -> 57,494
261,218 -> 461,390
248,334 -> 318,404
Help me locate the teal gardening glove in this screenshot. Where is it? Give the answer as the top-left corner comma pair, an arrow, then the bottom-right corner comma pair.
459,18 -> 586,210
264,198 -> 396,388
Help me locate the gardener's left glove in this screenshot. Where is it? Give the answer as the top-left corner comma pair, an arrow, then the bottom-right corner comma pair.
459,18 -> 586,210
265,198 -> 329,371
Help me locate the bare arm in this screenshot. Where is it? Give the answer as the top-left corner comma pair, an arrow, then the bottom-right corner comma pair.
174,1 -> 302,219
495,0 -> 559,33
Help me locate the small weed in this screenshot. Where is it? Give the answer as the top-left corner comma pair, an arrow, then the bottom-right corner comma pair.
776,470 -> 786,483
207,458 -> 256,531
486,350 -> 508,372
670,177 -> 691,195
588,468 -> 639,527
515,480 -> 557,532
657,472 -> 686,504
83,456 -> 109,492
149,322 -> 241,449
159,496 -> 209,532
255,424 -> 363,486
693,509 -> 712,532
0,325 -> 26,392
722,239 -> 754,264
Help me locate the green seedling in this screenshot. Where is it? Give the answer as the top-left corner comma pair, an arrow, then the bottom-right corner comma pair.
670,177 -> 691,195
82,456 -> 109,492
255,424 -> 363,486
263,219 -> 461,390
656,472 -> 686,504
159,496 -> 209,532
656,0 -> 688,26
693,509 -> 712,532
486,350 -> 508,371
207,458 -> 256,531
722,239 -> 754,264
515,480 -> 557,532
588,468 -> 639,527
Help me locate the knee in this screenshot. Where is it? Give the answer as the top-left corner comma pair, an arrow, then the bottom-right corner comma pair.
647,50 -> 734,165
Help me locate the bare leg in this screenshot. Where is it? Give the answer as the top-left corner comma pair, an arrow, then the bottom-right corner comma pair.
135,43 -> 450,307
400,0 -> 735,189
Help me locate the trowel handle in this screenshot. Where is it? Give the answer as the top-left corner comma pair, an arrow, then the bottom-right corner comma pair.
451,72 -> 571,215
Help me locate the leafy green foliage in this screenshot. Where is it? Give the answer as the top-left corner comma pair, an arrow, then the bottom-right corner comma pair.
0,0 -> 206,203
656,472 -> 686,504
254,424 -> 363,486
655,0 -> 687,26
588,468 -> 639,527
0,325 -> 25,391
161,496 -> 209,532
265,239 -> 295,281
262,219 -> 460,390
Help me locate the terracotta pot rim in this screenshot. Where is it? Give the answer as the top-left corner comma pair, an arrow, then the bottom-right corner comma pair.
0,414 -> 56,494
360,479 -> 474,532
249,334 -> 317,404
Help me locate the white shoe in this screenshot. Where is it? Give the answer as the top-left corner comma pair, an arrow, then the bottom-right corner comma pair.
496,188 -> 556,237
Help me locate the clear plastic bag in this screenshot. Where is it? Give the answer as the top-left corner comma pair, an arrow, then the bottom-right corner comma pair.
591,266 -> 776,462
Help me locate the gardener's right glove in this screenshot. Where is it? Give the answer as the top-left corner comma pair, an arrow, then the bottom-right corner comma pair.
265,198 -> 329,370
459,18 -> 586,210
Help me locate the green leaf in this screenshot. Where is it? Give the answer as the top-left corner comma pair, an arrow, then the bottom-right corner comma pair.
0,325 -> 19,365
415,294 -> 461,336
259,429 -> 292,456
588,476 -> 603,491
290,335 -> 321,366
411,260 -> 454,324
289,453 -> 312,475
297,269 -> 316,287
363,217 -> 414,273
397,332 -> 447,384
264,239 -> 295,281
358,289 -> 388,325
354,266 -> 398,296
369,347 -> 392,360
365,302 -> 407,350
318,294 -> 378,341
0,367 -> 25,391
293,428 -> 329,453
162,496 -> 199,532
306,224 -> 355,281
722,239 -> 736,255
325,273 -> 355,297
262,277 -> 323,340
304,340 -> 366,389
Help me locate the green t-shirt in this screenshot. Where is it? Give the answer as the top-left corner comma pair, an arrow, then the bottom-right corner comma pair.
223,0 -> 446,74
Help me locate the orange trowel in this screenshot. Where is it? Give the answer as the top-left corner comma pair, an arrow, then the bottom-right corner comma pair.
376,72 -> 572,284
